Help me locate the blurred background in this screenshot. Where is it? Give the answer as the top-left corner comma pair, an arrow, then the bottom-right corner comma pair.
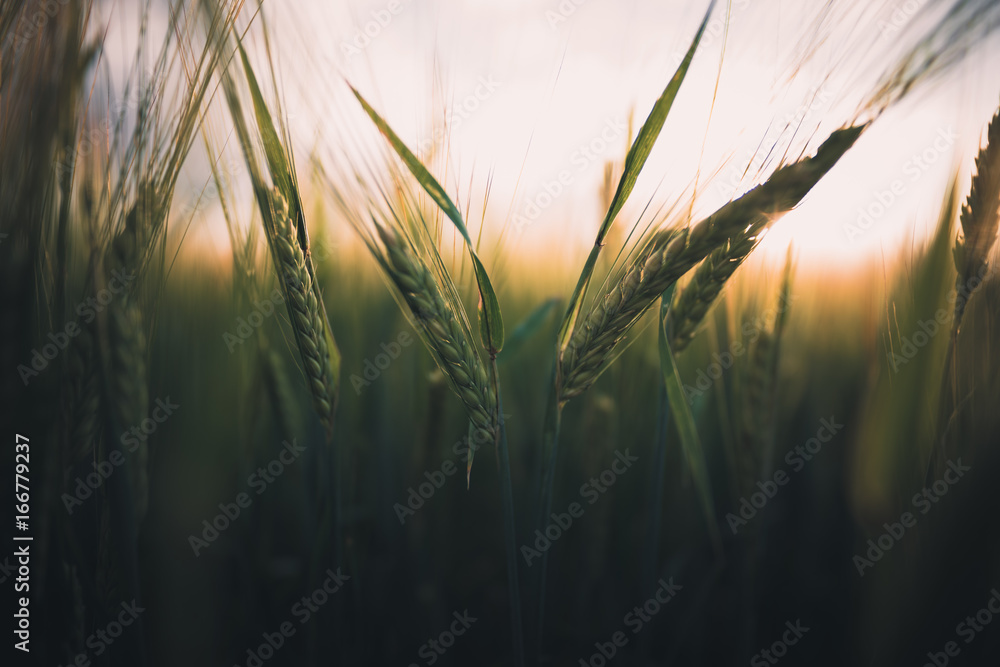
2,1 -> 1000,666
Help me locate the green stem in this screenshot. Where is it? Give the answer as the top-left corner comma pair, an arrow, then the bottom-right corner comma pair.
926,330 -> 959,486
643,384 -> 671,592
492,359 -> 525,667
638,384 -> 670,660
533,376 -> 563,662
659,295 -> 723,559
93,299 -> 147,667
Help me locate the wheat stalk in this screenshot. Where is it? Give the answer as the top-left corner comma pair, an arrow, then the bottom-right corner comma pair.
667,233 -> 759,352
929,104 -> 1000,478
103,197 -> 154,524
560,227 -> 688,398
560,124 -> 864,399
737,255 -> 793,500
108,297 -> 149,522
375,223 -> 498,443
738,328 -> 772,494
953,105 -> 1000,330
269,189 -> 339,439
64,325 -> 102,474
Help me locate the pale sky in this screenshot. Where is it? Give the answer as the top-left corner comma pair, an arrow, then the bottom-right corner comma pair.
101,0 -> 1000,271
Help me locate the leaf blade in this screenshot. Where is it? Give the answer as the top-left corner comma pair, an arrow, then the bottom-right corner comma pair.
499,297 -> 560,362
351,86 -> 472,244
597,0 -> 717,243
556,0 -> 716,355
658,287 -> 721,553
352,86 -> 505,353
237,42 -> 293,198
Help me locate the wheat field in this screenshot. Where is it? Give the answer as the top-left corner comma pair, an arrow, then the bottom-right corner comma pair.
3,1 -> 1000,666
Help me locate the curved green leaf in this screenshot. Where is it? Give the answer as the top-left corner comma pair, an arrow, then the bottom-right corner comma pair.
659,286 -> 721,554
234,39 -> 341,387
557,0 -> 717,354
498,297 -> 560,362
352,86 -> 505,353
238,42 -> 293,200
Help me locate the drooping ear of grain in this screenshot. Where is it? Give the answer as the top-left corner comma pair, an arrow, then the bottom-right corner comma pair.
560,124 -> 865,400
268,190 -> 339,440
954,105 -> 1000,330
375,224 -> 497,444
64,326 -> 102,480
926,106 -> 1000,481
214,33 -> 342,441
108,298 -> 149,523
106,201 -> 152,525
668,234 -> 759,352
351,87 -> 506,356
61,319 -> 106,614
